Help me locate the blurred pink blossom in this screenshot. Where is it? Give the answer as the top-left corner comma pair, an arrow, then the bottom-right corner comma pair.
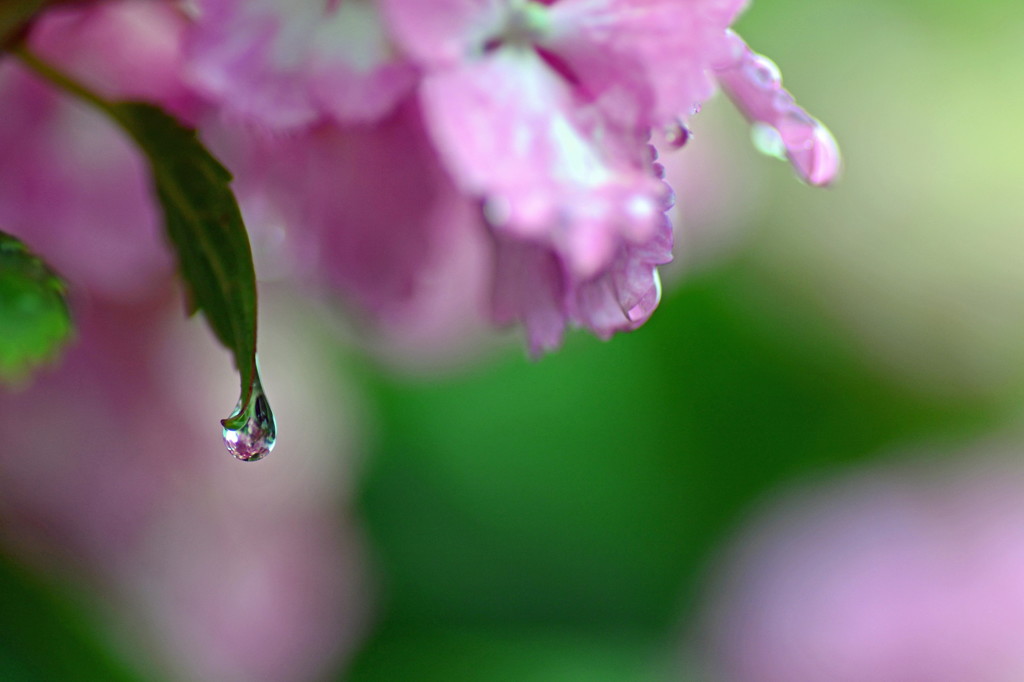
700,453 -> 1024,682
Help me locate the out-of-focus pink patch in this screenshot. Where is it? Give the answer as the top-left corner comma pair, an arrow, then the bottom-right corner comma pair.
203,96 -> 477,322
701,452 -> 1024,682
0,63 -> 173,302
0,291 -> 369,682
29,0 -> 203,121
184,0 -> 414,129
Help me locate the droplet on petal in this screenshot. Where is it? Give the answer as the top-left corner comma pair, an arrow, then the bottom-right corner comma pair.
664,120 -> 692,150
221,379 -> 277,462
782,118 -> 841,188
483,195 -> 512,227
625,270 -> 662,323
750,123 -> 787,161
714,31 -> 841,186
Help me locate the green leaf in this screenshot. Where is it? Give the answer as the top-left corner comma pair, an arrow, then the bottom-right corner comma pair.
0,230 -> 72,385
11,48 -> 265,435
109,102 -> 261,428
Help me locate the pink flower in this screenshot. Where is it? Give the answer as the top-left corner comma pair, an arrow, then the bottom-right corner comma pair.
378,0 -> 835,351
7,0 -> 839,356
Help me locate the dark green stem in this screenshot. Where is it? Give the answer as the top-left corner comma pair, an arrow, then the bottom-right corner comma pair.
13,44 -> 120,120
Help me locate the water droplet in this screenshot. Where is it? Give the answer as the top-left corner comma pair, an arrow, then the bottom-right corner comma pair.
483,196 -> 512,227
746,55 -> 781,89
625,269 -> 662,324
786,122 -> 841,187
750,123 -> 787,161
221,384 -> 276,462
664,121 -> 691,150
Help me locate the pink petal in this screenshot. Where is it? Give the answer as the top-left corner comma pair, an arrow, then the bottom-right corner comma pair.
546,0 -> 748,127
492,216 -> 672,353
420,49 -> 667,278
492,234 -> 569,355
204,97 -> 472,319
27,0 -> 199,119
378,0 -> 506,66
572,216 -> 672,337
714,31 -> 841,186
185,0 -> 413,129
28,0 -> 202,121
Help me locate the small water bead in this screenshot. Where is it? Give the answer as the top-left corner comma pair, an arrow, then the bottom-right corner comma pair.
745,54 -> 782,89
222,388 -> 277,462
663,121 -> 692,150
750,123 -> 787,161
785,122 -> 841,188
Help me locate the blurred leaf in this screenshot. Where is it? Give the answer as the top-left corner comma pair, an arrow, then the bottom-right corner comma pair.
0,230 -> 71,384
346,627 -> 672,682
0,555 -> 145,681
109,102 -> 260,429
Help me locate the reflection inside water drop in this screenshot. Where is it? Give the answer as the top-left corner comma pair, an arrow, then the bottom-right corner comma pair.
222,389 -> 277,462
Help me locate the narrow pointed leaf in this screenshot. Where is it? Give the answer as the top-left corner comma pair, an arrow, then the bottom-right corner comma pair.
0,230 -> 72,385
110,102 -> 259,427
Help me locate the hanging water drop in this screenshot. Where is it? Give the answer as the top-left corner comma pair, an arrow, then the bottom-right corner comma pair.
221,382 -> 277,462
664,121 -> 691,150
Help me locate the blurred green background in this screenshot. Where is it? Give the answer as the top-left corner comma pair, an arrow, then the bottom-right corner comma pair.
4,0 -> 1024,679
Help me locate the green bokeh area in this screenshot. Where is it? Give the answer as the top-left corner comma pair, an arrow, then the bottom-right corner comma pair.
349,260 -> 999,679
0,556 -> 141,682
0,232 -> 71,384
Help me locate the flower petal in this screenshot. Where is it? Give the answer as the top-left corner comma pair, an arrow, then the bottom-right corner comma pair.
545,0 -> 748,127
185,0 -> 412,129
28,0 -> 201,121
714,31 -> 841,186
378,0 -> 506,66
420,49 -> 667,278
205,98 -> 471,318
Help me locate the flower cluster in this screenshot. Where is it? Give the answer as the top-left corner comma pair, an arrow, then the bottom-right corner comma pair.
4,0 -> 838,354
